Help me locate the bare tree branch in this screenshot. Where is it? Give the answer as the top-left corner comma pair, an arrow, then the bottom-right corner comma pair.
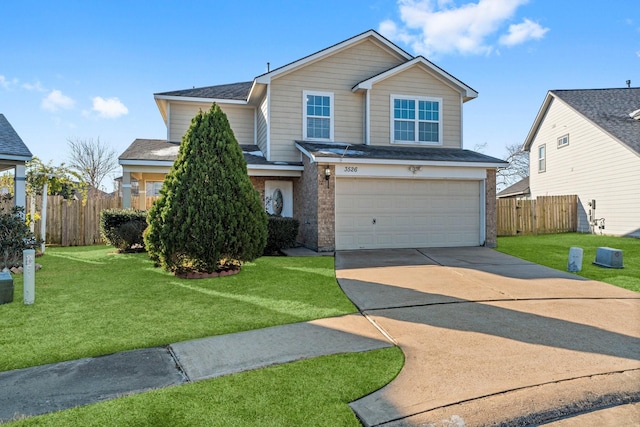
497,143 -> 529,190
67,137 -> 118,191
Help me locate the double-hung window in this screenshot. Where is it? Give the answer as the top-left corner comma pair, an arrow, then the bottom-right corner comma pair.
538,144 -> 546,173
303,90 -> 333,141
391,95 -> 442,144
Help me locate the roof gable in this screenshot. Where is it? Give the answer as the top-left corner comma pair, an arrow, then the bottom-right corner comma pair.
0,114 -> 33,161
524,88 -> 640,155
352,56 -> 478,101
253,30 -> 412,85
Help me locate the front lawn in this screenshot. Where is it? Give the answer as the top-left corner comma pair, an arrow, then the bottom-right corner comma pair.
9,347 -> 404,427
1,246 -> 357,372
496,233 -> 640,292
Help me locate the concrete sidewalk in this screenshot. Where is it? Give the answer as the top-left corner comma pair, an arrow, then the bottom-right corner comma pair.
338,248 -> 640,426
0,314 -> 392,422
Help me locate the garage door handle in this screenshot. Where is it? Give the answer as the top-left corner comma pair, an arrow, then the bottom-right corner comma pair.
372,218 -> 376,225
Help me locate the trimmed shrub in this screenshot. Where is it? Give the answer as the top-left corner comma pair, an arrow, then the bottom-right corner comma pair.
100,208 -> 148,252
264,216 -> 300,255
145,103 -> 267,274
0,205 -> 39,269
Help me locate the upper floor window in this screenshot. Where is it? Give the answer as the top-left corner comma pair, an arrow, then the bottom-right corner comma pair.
303,90 -> 333,141
391,95 -> 442,144
538,144 -> 546,173
557,134 -> 569,148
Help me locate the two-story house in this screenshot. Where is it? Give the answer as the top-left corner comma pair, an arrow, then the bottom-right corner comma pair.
119,30 -> 507,251
523,88 -> 640,237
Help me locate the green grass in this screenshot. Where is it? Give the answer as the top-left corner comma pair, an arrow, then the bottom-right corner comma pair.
496,233 -> 640,292
8,347 -> 404,427
1,246 -> 357,372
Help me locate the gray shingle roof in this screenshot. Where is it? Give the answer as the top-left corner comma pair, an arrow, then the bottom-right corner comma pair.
0,114 -> 33,159
119,139 -> 180,162
497,176 -> 530,198
119,139 -> 302,167
296,141 -> 508,165
552,88 -> 640,154
155,81 -> 253,100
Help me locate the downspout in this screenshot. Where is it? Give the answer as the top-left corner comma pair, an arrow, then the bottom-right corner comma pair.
266,84 -> 271,161
480,178 -> 486,245
365,88 -> 371,145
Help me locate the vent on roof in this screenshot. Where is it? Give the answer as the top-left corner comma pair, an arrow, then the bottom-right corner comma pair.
630,108 -> 640,121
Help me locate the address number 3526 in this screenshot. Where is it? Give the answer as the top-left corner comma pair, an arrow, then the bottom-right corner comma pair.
344,166 -> 358,173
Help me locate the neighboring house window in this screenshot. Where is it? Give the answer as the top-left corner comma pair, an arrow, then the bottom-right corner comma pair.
557,134 -> 569,148
145,181 -> 163,197
538,144 -> 546,172
391,95 -> 442,144
303,90 -> 333,141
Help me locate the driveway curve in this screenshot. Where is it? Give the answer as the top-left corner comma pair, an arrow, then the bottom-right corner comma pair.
336,247 -> 640,426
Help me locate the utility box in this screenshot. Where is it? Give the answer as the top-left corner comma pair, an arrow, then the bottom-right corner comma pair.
593,247 -> 624,269
0,271 -> 14,304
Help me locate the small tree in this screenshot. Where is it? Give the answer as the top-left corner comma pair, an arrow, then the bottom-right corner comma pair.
67,137 -> 118,191
145,104 -> 267,274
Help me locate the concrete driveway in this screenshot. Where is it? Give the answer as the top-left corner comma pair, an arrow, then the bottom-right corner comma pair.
336,247 -> 640,426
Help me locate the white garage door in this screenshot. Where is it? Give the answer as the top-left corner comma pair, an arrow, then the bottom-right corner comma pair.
335,178 -> 481,250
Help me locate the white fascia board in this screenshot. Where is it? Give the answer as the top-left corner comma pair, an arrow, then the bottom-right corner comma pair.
119,160 -> 175,167
523,91 -> 554,151
255,30 -> 412,85
248,164 -> 303,177
0,154 -> 32,162
153,94 -> 248,105
310,156 -> 508,169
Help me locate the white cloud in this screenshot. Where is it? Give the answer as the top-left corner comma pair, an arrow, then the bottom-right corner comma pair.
499,18 -> 549,46
41,89 -> 75,112
380,0 -> 548,56
90,96 -> 129,119
0,75 -> 19,89
22,80 -> 46,92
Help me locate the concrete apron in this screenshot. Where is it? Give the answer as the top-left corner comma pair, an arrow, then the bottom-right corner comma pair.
336,248 -> 640,427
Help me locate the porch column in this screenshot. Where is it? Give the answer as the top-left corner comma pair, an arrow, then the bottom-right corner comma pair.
13,164 -> 27,210
121,171 -> 131,208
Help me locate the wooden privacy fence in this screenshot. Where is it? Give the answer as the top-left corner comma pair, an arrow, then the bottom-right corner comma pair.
497,195 -> 578,236
1,195 -> 122,246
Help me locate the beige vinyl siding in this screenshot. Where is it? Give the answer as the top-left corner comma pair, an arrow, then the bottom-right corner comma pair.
370,66 -> 462,148
269,39 -> 406,162
529,98 -> 640,237
168,102 -> 256,146
257,94 -> 268,156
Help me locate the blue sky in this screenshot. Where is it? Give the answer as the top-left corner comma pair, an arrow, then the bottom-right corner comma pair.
1,0 -> 638,188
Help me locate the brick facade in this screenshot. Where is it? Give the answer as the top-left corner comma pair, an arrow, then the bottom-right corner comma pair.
294,157 -> 335,252
485,168 -> 497,248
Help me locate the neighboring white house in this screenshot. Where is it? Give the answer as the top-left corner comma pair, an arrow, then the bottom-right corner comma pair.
120,30 -> 508,251
0,114 -> 32,209
523,88 -> 640,237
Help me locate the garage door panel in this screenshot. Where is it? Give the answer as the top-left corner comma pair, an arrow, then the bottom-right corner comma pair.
336,178 -> 481,250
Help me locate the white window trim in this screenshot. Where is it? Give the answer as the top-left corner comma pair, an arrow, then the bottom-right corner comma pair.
390,94 -> 443,145
302,90 -> 334,141
557,134 -> 569,148
538,144 -> 546,173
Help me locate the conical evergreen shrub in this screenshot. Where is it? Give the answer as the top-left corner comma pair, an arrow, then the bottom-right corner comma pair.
145,104 -> 267,274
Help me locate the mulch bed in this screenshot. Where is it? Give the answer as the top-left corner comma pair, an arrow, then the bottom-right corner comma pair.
175,265 -> 241,279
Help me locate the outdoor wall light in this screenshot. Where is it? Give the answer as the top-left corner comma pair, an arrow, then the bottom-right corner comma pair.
324,166 -> 331,188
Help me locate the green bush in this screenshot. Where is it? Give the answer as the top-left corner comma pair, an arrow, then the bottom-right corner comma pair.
145,103 -> 267,274
264,216 -> 300,255
100,209 -> 147,252
0,204 -> 39,269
